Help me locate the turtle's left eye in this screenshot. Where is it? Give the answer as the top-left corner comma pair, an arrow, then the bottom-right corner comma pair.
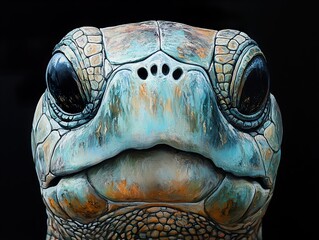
238,56 -> 269,115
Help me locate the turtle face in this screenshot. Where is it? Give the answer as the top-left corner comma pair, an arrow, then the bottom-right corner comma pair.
31,21 -> 282,239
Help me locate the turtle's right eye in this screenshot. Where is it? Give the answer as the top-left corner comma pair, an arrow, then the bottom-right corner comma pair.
46,52 -> 86,113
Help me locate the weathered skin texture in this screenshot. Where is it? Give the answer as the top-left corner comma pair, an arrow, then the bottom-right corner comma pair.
31,20 -> 283,239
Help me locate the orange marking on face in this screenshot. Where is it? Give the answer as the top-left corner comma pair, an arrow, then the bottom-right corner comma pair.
174,86 -> 182,98
139,83 -> 148,99
48,197 -> 59,210
195,28 -> 217,38
221,199 -> 234,216
47,197 -> 69,219
165,179 -> 191,197
210,199 -> 235,223
164,99 -> 172,112
63,194 -> 107,219
105,178 -> 203,202
265,148 -> 273,160
113,179 -> 142,199
195,47 -> 208,59
177,46 -> 186,59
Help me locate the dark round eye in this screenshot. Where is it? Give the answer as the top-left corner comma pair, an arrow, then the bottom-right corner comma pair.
46,53 -> 85,113
238,56 -> 269,115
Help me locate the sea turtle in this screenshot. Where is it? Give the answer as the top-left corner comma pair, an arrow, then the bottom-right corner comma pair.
31,20 -> 282,239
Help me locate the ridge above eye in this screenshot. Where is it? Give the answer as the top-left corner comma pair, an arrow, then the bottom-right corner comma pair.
46,52 -> 86,113
238,55 -> 270,115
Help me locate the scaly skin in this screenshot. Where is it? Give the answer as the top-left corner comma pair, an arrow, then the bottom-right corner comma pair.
31,20 -> 282,239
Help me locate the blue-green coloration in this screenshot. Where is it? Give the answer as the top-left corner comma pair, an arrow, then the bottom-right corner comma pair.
31,20 -> 282,240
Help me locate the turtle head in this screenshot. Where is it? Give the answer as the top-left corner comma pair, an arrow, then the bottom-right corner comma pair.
31,21 -> 282,239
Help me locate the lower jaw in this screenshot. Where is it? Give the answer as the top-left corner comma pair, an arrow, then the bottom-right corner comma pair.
46,204 -> 262,240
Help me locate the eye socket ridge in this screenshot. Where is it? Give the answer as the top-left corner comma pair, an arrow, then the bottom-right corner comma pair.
46,52 -> 86,114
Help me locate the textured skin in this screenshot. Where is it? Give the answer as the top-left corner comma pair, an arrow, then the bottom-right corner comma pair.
31,20 -> 282,239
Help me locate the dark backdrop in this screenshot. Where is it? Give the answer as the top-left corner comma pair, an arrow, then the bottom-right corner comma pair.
0,1 -> 317,239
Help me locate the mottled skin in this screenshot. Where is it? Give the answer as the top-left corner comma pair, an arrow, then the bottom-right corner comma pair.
31,21 -> 282,239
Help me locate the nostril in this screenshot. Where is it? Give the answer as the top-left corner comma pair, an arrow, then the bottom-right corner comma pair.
137,67 -> 148,80
150,65 -> 158,75
172,67 -> 183,80
162,64 -> 170,75
138,64 -> 182,80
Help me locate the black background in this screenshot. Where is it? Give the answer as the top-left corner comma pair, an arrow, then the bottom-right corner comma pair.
0,1 -> 317,239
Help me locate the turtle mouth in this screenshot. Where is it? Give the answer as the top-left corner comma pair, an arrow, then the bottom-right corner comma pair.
45,144 -> 271,192
86,145 -> 223,203
42,145 -> 270,236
